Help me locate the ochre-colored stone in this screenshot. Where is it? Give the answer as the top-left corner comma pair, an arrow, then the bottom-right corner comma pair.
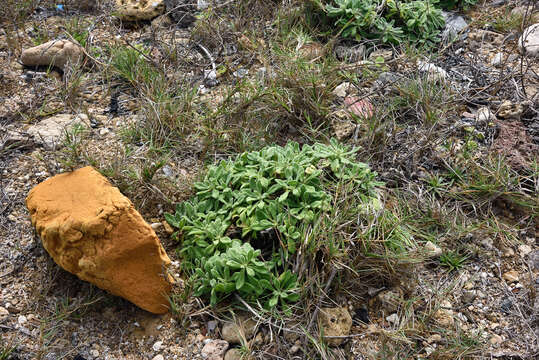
115,0 -> 165,21
21,39 -> 84,70
319,307 -> 352,346
26,166 -> 172,314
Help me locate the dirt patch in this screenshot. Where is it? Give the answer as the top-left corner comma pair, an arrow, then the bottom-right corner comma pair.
491,119 -> 539,170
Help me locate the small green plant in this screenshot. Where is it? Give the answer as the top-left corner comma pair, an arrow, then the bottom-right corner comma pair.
59,122 -> 89,169
110,45 -> 161,87
166,140 -> 383,309
325,0 -> 446,45
0,340 -> 16,360
439,250 -> 469,271
438,0 -> 478,10
425,173 -> 450,196
65,17 -> 89,47
492,12 -> 523,33
391,76 -> 453,125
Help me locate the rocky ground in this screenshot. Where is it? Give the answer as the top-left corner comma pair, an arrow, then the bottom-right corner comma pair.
1,0 -> 538,359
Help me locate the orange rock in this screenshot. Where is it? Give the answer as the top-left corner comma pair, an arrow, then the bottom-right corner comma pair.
26,166 -> 172,314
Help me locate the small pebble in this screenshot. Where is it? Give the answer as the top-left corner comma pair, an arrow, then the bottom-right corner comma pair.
150,222 -> 163,230
424,241 -> 442,258
518,244 -> 532,257
153,340 -> 163,352
502,270 -> 519,283
427,334 -> 442,343
386,313 -> 399,325
489,334 -> 503,345
152,355 -> 164,360
0,306 -> 9,318
18,315 -> 27,325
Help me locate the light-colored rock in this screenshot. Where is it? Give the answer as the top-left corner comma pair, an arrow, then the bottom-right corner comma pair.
498,100 -> 523,120
224,349 -> 242,360
369,49 -> 393,62
502,270 -> 519,283
433,300 -> 454,327
427,334 -> 442,343
153,340 -> 163,351
418,61 -> 447,82
491,52 -> 503,67
333,82 -> 352,98
17,315 -> 27,325
332,119 -> 356,140
26,113 -> 90,150
152,355 -> 164,360
518,244 -> 532,257
319,307 -> 352,346
490,333 -> 503,346
476,107 -> 496,124
386,313 -> 399,325
424,241 -> 442,258
519,23 -> 539,57
0,306 -> 9,320
375,287 -> 403,314
201,340 -> 229,360
502,247 -> 515,257
21,39 -> 83,70
151,222 -> 163,230
461,290 -> 476,304
115,0 -> 165,21
221,315 -> 257,344
26,166 -> 172,314
197,0 -> 209,10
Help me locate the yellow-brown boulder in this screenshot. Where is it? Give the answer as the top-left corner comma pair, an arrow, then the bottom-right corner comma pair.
26,166 -> 172,314
21,39 -> 84,70
115,0 -> 165,21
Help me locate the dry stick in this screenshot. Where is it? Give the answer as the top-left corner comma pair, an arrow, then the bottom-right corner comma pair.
306,267 -> 337,333
234,294 -> 367,340
234,294 -> 305,337
519,2 -> 535,98
62,31 -> 108,67
196,42 -> 217,72
122,38 -> 163,73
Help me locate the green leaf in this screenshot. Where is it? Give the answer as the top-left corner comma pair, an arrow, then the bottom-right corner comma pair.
268,296 -> 278,308
235,270 -> 245,290
164,213 -> 180,228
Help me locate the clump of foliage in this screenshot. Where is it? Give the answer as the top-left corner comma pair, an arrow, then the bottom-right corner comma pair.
438,0 -> 478,10
439,250 -> 469,271
324,0 -> 476,45
166,140 -> 382,308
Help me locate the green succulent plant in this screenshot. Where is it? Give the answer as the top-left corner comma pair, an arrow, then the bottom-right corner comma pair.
166,140 -> 383,309
326,0 -> 454,45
